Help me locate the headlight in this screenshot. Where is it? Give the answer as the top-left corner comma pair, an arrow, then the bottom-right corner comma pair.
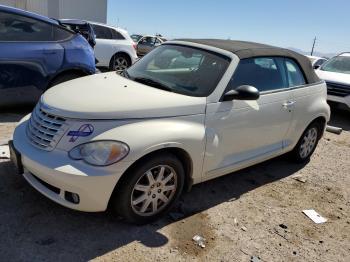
69,140 -> 129,166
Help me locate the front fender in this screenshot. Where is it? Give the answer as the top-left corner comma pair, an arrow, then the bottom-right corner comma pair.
94,116 -> 206,184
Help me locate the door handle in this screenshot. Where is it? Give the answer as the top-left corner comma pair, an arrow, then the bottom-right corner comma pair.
282,100 -> 296,109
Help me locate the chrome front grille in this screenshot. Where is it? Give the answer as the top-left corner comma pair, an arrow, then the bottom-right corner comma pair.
26,104 -> 67,151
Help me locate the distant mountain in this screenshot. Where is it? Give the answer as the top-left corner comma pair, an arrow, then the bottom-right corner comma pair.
287,47 -> 337,59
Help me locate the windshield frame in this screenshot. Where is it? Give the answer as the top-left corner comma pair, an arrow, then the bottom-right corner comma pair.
126,43 -> 232,97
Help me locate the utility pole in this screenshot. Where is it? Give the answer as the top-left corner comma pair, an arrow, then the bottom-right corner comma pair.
311,37 -> 316,56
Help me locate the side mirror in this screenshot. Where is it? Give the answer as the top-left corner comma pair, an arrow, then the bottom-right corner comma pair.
223,85 -> 260,101
313,65 -> 321,70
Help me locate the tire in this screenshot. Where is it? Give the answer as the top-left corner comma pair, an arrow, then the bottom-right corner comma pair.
109,53 -> 131,73
49,72 -> 82,88
289,122 -> 322,163
110,153 -> 185,224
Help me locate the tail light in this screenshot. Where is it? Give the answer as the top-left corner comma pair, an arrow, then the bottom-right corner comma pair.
132,43 -> 137,50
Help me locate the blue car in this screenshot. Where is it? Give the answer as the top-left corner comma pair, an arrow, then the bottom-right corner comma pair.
0,5 -> 96,107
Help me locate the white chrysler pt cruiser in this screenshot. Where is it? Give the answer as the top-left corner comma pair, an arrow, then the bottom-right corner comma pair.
10,39 -> 330,224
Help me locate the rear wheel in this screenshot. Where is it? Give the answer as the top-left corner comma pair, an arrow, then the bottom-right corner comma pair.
109,54 -> 131,73
110,153 -> 185,224
290,122 -> 322,163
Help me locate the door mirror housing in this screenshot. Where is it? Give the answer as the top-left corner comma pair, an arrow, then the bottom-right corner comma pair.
223,85 -> 260,101
313,64 -> 321,70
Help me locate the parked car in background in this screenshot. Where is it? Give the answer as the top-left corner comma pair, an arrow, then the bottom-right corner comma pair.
134,35 -> 167,56
130,34 -> 143,43
306,55 -> 328,69
0,5 -> 96,107
315,53 -> 350,109
58,19 -> 96,48
90,22 -> 138,72
11,39 -> 330,224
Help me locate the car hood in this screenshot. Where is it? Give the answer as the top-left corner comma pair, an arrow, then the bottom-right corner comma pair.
316,69 -> 350,85
42,72 -> 206,119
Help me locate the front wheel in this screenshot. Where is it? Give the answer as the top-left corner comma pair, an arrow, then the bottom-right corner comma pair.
110,153 -> 185,224
290,122 -> 322,163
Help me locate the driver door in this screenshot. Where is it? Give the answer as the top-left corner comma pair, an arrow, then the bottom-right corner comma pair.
203,57 -> 294,179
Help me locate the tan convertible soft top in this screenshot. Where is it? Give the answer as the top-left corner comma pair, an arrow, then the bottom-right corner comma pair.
176,39 -> 321,84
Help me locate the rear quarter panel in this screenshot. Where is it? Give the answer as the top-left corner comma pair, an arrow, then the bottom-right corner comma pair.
60,35 -> 96,74
285,82 -> 330,150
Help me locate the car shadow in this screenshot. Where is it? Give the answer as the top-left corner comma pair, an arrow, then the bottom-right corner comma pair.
328,104 -> 350,131
0,155 -> 305,261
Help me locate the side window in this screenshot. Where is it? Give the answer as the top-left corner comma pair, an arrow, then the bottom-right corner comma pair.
111,29 -> 125,40
0,11 -> 54,41
285,58 -> 306,87
140,37 -> 156,45
229,57 -> 287,92
254,58 -> 277,70
92,24 -> 112,39
53,26 -> 73,41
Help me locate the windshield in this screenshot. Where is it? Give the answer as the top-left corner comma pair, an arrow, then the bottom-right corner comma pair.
321,55 -> 350,74
126,44 -> 231,97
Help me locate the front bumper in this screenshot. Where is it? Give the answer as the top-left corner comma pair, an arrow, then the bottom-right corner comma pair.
13,120 -> 132,212
327,94 -> 350,109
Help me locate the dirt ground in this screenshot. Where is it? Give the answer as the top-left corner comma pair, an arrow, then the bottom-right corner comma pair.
0,106 -> 349,262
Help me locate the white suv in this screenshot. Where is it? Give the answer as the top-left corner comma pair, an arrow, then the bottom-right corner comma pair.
11,39 -> 330,224
315,53 -> 350,109
90,22 -> 138,72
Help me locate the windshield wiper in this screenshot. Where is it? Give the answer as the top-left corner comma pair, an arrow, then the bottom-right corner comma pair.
133,77 -> 173,92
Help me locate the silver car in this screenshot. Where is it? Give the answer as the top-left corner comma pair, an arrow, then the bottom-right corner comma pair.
133,35 -> 167,56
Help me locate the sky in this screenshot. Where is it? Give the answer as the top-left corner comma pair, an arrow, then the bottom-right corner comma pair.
107,0 -> 350,55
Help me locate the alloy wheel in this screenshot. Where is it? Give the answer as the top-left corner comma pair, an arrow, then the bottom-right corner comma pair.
299,127 -> 318,159
113,56 -> 129,73
131,165 -> 177,216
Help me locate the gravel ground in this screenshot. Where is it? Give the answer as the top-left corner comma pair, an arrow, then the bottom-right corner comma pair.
0,106 -> 349,262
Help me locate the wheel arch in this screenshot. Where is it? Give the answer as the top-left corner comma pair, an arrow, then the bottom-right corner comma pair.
288,115 -> 327,162
109,51 -> 132,69
290,114 -> 328,151
47,68 -> 90,89
108,147 -> 194,209
306,115 -> 327,139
